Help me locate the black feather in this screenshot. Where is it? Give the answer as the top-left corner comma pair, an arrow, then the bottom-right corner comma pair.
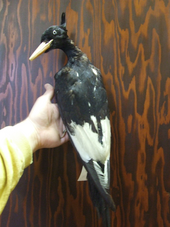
84,160 -> 116,212
61,12 -> 66,25
87,174 -> 111,227
85,160 -> 115,227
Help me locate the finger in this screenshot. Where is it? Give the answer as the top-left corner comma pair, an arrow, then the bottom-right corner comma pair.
43,83 -> 54,100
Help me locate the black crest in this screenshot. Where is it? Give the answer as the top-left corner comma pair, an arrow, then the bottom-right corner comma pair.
60,12 -> 66,30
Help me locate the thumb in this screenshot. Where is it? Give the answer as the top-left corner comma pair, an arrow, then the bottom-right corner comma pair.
43,83 -> 54,100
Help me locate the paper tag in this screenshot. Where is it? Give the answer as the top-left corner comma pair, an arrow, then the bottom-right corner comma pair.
77,166 -> 87,181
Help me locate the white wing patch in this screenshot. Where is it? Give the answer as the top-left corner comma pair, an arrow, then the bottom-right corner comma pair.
68,116 -> 111,163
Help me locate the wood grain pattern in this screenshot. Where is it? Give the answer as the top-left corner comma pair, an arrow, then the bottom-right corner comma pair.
0,0 -> 170,226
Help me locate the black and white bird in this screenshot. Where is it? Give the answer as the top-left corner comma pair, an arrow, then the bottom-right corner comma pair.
29,13 -> 116,226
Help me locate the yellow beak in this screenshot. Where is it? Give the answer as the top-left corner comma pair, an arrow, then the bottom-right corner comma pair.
29,39 -> 53,61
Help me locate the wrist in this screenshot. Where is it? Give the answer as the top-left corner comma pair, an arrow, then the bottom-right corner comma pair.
14,118 -> 40,152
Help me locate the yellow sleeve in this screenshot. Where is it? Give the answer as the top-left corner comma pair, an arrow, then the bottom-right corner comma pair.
0,126 -> 33,214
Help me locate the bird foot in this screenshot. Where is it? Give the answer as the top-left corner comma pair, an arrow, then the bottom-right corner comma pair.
60,129 -> 67,138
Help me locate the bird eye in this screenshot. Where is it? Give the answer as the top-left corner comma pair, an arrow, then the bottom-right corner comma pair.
53,30 -> 57,35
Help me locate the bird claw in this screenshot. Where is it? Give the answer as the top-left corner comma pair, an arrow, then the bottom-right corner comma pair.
60,129 -> 67,138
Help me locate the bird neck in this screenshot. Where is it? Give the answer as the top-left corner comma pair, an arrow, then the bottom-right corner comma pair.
61,38 -> 82,59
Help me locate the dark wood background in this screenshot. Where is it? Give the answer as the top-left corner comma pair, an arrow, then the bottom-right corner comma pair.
0,0 -> 170,226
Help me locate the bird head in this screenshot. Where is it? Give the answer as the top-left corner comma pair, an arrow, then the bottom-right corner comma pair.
29,12 -> 67,61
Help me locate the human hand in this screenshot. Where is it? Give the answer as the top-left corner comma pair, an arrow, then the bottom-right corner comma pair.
15,84 -> 69,152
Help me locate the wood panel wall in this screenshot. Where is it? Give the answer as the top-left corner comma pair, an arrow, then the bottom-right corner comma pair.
0,0 -> 170,226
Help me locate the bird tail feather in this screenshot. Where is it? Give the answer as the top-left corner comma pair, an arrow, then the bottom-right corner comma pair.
87,172 -> 111,227
84,160 -> 116,212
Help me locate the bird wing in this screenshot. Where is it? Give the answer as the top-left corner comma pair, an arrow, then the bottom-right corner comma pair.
67,115 -> 111,163
58,70 -> 111,163
55,66 -> 116,211
67,118 -> 116,211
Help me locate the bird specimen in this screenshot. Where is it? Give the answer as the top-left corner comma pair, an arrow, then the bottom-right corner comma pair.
29,12 -> 116,227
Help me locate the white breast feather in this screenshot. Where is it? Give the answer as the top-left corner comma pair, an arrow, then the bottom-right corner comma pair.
68,116 -> 111,163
